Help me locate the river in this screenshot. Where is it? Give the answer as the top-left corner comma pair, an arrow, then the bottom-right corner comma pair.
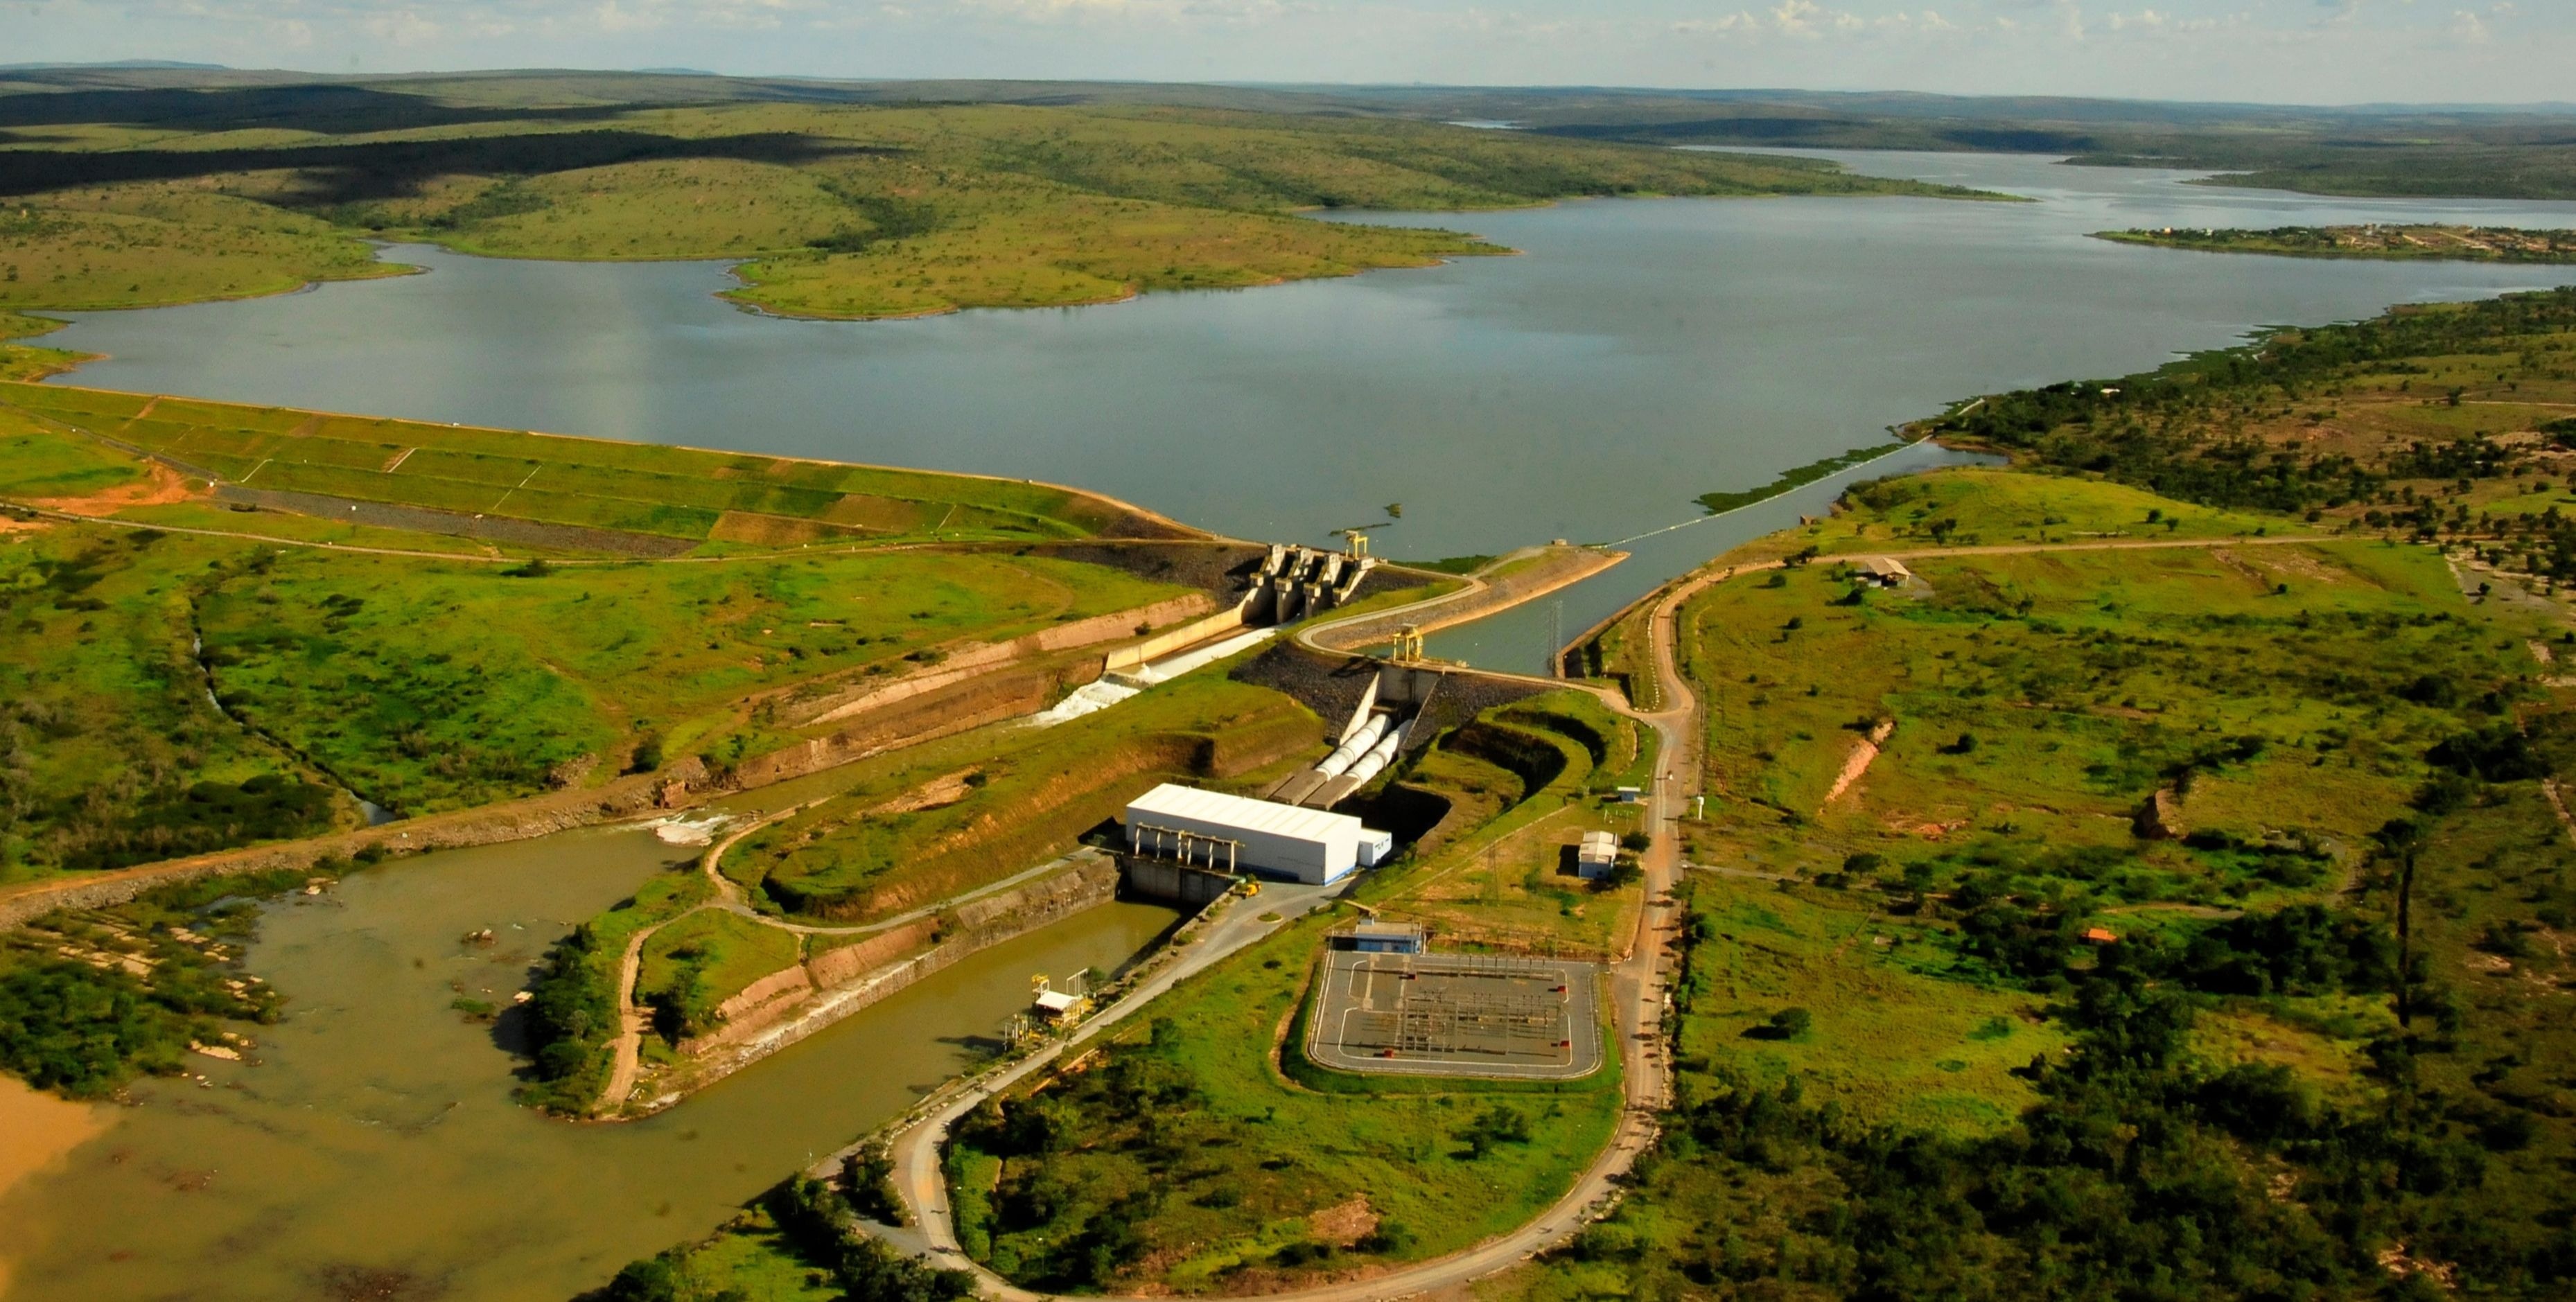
0,822 -> 1177,1301
37,150 -> 2576,671
12,146 -> 2576,1298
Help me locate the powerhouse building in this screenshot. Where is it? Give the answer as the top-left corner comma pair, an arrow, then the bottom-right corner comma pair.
1123,783 -> 1390,885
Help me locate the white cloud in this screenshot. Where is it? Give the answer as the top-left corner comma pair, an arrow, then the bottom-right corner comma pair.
364,8 -> 438,42
0,0 -> 2564,104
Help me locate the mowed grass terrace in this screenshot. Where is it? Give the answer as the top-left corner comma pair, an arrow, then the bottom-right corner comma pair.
0,381 -> 1175,548
195,544 -> 1188,816
0,407 -> 1218,880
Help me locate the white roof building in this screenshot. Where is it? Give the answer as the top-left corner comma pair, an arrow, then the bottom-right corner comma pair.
1576,830 -> 1620,880
1124,783 -> 1381,884
1854,556 -> 1913,586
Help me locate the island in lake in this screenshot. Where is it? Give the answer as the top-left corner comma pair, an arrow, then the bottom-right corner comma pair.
2097,222 -> 2576,263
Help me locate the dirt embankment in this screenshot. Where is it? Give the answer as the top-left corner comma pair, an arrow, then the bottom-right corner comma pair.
1821,718 -> 1898,810
645,858 -> 1124,1109
791,591 -> 1217,728
33,459 -> 204,517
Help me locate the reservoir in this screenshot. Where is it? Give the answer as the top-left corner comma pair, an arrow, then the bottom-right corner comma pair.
0,822 -> 1178,1301
10,147 -> 2576,1298
38,150 -> 2576,670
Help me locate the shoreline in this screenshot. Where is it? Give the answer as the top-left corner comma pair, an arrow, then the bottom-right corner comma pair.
0,1076 -> 110,1298
12,375 -> 1213,545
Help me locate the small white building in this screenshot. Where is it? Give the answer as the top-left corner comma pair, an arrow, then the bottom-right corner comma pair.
1358,828 -> 1394,868
1124,783 -> 1384,885
1332,920 -> 1427,953
1576,830 -> 1620,880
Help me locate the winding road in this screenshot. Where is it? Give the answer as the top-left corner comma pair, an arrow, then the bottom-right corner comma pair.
862,526 -> 2378,1299
859,552 -> 1706,1301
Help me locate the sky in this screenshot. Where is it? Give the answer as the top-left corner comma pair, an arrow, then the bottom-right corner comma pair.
0,0 -> 2565,107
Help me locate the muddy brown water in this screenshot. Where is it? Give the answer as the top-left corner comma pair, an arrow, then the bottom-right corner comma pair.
0,823 -> 1176,1301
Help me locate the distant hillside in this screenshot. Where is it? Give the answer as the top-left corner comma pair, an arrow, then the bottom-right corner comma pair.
0,72 -> 1988,322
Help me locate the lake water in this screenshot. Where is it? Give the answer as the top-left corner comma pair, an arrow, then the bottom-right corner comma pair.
15,150 -> 2576,1299
0,822 -> 1177,1301
40,150 -> 2576,669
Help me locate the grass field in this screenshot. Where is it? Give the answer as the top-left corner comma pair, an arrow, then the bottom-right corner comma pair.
1572,470 -> 2304,700
0,313 -> 88,383
0,416 -> 141,500
727,672 -> 1318,923
1683,519 -> 2519,910
0,382 -> 1166,546
1484,441 -> 2576,1298
1359,692 -> 1654,958
0,184 -> 411,313
1,457 -> 353,879
0,403 -> 1212,879
1927,288 -> 2576,531
193,547 -> 1186,816
1678,876 -> 2067,1135
947,908 -> 1622,1294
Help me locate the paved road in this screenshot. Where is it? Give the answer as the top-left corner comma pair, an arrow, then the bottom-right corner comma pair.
864,529 -> 2371,1297
866,566 -> 1706,1301
862,881 -> 1342,1285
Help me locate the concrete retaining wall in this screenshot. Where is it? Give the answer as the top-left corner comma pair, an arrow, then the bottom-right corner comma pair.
1119,855 -> 1238,908
1103,596 -> 1252,672
672,857 -> 1121,1070
797,592 -> 1216,727
725,659 -> 1092,791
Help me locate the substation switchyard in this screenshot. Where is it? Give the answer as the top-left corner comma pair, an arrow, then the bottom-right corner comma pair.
1306,947 -> 1605,1080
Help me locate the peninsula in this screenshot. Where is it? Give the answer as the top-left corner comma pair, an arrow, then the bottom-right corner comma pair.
0,73 -> 1989,324
2097,223 -> 2576,263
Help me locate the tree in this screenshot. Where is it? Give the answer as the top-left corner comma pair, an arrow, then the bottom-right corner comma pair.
602,1258 -> 681,1302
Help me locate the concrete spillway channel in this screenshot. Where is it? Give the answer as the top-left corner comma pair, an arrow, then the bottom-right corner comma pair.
1025,626 -> 1279,728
